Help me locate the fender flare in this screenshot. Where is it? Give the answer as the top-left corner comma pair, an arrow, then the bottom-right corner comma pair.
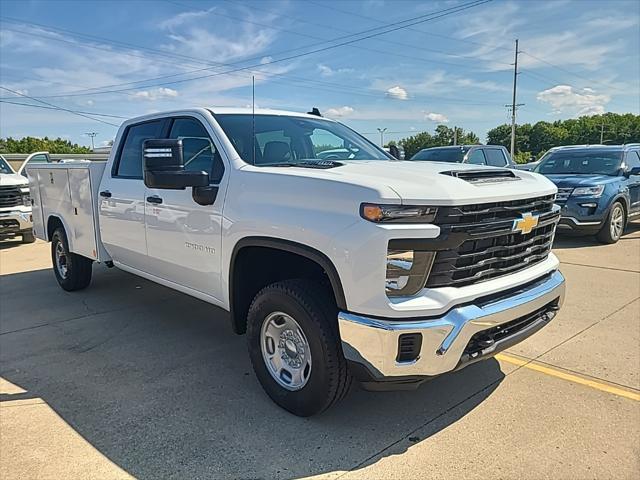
228,237 -> 348,330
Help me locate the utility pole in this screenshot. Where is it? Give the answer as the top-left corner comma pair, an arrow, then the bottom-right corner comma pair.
453,126 -> 458,146
377,127 -> 387,147
509,39 -> 519,159
600,119 -> 605,144
84,132 -> 97,150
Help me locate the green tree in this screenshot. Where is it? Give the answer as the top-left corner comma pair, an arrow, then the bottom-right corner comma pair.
0,136 -> 91,154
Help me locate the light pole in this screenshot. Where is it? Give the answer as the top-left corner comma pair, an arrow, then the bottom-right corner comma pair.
84,132 -> 98,150
377,127 -> 387,147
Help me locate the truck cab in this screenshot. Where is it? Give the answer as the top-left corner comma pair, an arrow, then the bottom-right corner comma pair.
29,107 -> 565,416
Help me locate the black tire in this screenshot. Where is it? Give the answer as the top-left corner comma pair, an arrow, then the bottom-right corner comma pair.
247,279 -> 352,417
596,201 -> 626,244
51,227 -> 93,291
21,230 -> 36,243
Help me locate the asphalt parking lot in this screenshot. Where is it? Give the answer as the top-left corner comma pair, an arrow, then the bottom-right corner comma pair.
1,226 -> 639,480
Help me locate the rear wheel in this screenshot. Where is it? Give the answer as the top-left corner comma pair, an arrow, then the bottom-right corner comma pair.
51,227 -> 93,291
21,230 -> 36,243
247,279 -> 351,417
597,201 -> 626,244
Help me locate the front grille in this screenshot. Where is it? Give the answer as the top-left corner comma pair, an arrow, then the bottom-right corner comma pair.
426,195 -> 559,288
0,219 -> 20,232
555,187 -> 573,205
0,186 -> 22,208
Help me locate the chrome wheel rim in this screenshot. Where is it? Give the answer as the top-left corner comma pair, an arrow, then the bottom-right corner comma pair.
260,311 -> 312,391
55,241 -> 68,279
610,205 -> 624,240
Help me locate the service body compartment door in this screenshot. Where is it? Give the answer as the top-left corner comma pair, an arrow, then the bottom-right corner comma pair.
68,169 -> 99,259
27,170 -> 45,239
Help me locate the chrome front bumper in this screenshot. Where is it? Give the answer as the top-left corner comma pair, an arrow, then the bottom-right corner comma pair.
0,210 -> 32,234
339,270 -> 565,379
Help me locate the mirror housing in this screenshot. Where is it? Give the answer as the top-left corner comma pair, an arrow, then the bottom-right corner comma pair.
143,139 -> 209,189
624,166 -> 640,177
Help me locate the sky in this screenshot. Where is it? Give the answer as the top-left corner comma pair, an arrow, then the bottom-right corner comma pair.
0,0 -> 639,149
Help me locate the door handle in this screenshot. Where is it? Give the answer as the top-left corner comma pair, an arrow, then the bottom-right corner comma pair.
146,195 -> 163,204
99,190 -> 112,198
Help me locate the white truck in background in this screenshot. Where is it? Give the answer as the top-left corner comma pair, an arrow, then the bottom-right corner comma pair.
28,107 -> 565,416
0,154 -> 35,243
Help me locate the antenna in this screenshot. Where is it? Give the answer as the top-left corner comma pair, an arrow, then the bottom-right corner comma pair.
252,76 -> 256,166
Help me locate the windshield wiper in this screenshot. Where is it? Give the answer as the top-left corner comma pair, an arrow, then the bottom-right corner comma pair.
258,160 -> 344,169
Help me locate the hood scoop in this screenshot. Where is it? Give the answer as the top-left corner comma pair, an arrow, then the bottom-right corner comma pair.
441,169 -> 520,184
296,160 -> 344,169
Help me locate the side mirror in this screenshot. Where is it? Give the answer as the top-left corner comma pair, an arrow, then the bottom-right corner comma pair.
143,139 -> 209,189
624,166 -> 640,177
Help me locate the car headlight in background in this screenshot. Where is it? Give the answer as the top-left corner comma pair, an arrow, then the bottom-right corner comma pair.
386,249 -> 435,297
571,185 -> 604,197
20,187 -> 31,207
361,203 -> 437,223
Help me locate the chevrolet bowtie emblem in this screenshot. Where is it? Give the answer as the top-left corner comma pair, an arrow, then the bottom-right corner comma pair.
513,212 -> 539,235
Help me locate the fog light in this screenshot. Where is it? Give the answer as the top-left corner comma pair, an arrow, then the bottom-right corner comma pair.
579,202 -> 597,208
386,250 -> 435,297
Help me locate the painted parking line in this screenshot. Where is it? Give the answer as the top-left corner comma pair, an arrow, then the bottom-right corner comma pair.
496,353 -> 640,402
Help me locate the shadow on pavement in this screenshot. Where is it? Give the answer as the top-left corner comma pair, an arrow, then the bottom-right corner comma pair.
554,221 -> 640,249
1,266 -> 504,480
0,238 -> 25,250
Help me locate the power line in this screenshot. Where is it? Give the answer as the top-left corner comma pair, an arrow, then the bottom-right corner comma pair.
304,0 -> 512,53
0,100 -> 127,118
520,51 -> 626,93
0,87 -> 121,127
0,0 -> 492,100
198,0 -> 515,68
0,13 -> 500,105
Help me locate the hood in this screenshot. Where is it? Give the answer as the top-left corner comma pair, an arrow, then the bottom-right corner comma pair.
254,160 -> 557,205
544,174 -> 620,188
0,172 -> 29,187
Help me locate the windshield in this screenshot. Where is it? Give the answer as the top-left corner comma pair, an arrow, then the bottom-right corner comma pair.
535,150 -> 623,175
410,148 -> 466,162
0,156 -> 14,174
214,114 -> 391,166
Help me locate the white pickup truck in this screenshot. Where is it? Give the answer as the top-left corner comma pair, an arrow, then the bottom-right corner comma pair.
28,107 -> 565,416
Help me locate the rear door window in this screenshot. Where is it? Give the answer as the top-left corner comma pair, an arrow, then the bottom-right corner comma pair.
485,149 -> 508,167
115,120 -> 164,178
467,149 -> 486,165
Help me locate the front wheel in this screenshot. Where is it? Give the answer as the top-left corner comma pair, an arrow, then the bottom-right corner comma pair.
51,227 -> 93,291
247,279 -> 352,416
597,201 -> 626,244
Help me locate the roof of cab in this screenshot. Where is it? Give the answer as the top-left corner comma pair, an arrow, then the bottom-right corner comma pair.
208,107 -> 335,120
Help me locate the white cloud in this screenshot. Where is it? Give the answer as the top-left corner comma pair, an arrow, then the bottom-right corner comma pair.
133,87 -> 179,101
324,106 -> 354,117
317,64 -> 354,77
536,85 -> 610,116
159,7 -> 216,30
386,85 -> 408,100
424,112 -> 449,123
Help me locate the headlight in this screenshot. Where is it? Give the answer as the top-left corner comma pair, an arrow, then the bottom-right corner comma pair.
571,185 -> 604,197
386,249 -> 435,297
20,187 -> 30,206
361,203 -> 437,223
